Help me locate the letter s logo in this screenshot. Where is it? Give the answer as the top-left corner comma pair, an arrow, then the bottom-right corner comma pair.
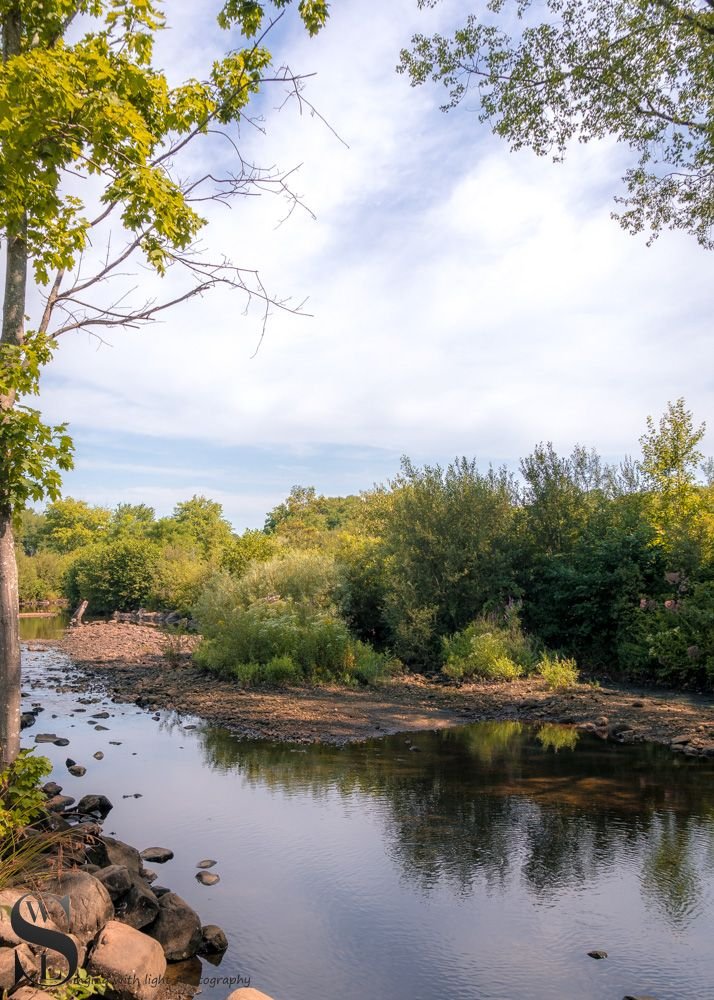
11,893 -> 79,987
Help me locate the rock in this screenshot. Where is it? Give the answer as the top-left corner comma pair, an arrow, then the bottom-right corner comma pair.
146,892 -> 202,961
0,944 -> 40,990
53,738 -> 70,747
670,734 -> 692,746
94,725 -> 109,731
226,990 -> 277,1000
152,887 -> 170,898
114,875 -> 160,931
102,836 -> 143,875
195,872 -> 220,886
93,751 -> 105,760
622,996 -> 658,1000
45,794 -> 75,812
10,988 -> 57,1000
42,781 -> 62,796
142,869 -> 158,884
140,847 -> 174,864
44,871 -> 114,944
77,794 -> 113,818
20,712 -> 36,730
88,920 -> 166,1000
199,925 -> 228,955
34,733 -> 59,744
68,764 -> 87,777
95,865 -> 133,901
0,890 -> 59,947
196,860 -> 217,869
92,712 -> 110,719
588,950 -> 608,959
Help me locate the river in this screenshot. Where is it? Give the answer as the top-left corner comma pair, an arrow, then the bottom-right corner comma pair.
19,632 -> 714,1000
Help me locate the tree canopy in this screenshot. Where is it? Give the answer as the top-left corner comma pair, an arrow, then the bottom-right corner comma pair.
399,0 -> 714,248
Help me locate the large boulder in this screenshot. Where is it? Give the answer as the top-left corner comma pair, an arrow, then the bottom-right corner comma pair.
95,866 -> 132,902
114,877 -> 160,931
145,892 -> 201,961
43,872 -> 113,944
0,891 -> 60,948
88,921 -> 166,1000
0,944 -> 39,991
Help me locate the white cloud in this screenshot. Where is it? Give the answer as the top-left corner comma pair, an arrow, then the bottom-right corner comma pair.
30,0 -> 713,502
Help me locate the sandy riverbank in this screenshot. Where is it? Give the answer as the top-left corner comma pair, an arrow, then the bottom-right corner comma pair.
32,621 -> 714,754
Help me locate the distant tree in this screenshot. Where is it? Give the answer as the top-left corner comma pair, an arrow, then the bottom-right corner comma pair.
43,498 -> 111,554
639,398 -> 709,570
173,496 -> 234,561
400,0 -> 714,247
109,503 -> 156,539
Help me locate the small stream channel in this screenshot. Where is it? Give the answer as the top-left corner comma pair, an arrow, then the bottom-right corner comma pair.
19,623 -> 714,1000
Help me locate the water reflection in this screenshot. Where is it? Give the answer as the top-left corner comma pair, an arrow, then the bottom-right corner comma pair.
199,720 -> 714,926
19,612 -> 69,641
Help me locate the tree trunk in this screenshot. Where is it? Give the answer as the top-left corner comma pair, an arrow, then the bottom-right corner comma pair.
0,515 -> 20,766
1,10 -> 27,767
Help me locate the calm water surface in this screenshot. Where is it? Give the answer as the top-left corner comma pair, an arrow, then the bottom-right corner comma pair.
20,643 -> 714,1000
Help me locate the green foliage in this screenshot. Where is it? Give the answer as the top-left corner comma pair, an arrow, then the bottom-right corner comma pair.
193,573 -> 393,685
0,749 -> 52,839
537,652 -> 580,690
44,498 -> 111,554
50,968 -> 113,1000
382,457 -> 518,667
172,496 -> 234,561
629,581 -> 714,687
65,538 -> 161,613
222,529 -> 275,577
0,333 -> 74,515
442,610 -> 537,681
154,547 -> 211,616
235,549 -> 338,608
399,0 -> 714,248
17,548 -> 68,603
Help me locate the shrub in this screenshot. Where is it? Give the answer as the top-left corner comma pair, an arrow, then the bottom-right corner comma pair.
155,546 -> 211,615
235,549 -> 339,608
0,750 -> 52,839
193,574 -> 393,685
537,652 -> 580,689
441,610 -> 538,681
65,539 -> 161,612
344,641 -> 400,686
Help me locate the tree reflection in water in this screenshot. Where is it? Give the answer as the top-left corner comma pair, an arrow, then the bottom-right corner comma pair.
198,719 -> 714,927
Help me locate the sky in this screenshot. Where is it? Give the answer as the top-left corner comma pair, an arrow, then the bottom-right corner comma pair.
24,0 -> 714,530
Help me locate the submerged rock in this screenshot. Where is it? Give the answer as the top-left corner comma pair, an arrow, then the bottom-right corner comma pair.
140,847 -> 174,864
196,859 -> 217,869
195,872 -> 220,886
199,924 -> 228,955
68,764 -> 87,777
588,950 -> 608,959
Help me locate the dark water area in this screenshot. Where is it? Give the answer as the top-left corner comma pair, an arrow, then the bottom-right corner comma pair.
20,645 -> 714,1000
19,613 -> 70,641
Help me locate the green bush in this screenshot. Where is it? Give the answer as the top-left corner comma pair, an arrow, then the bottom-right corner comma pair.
0,750 -> 52,839
193,573 -> 393,685
537,652 -> 580,689
441,610 -> 537,681
235,549 -> 338,608
65,539 -> 161,613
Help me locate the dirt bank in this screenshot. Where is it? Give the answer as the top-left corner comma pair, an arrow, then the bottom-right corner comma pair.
34,621 -> 714,754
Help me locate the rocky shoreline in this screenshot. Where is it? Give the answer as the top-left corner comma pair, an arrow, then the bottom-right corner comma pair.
38,621 -> 714,756
1,786 -> 275,1000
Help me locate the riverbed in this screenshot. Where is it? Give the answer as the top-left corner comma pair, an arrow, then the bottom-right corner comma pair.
20,640 -> 714,1000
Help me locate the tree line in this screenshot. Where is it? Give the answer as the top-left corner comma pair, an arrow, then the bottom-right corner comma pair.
16,399 -> 714,690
